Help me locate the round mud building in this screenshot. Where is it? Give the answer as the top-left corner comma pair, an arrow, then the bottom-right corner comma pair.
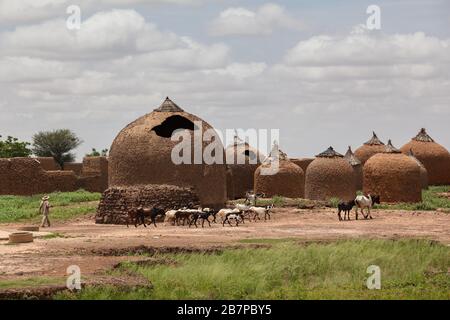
355,132 -> 386,165
400,128 -> 450,186
364,140 -> 422,203
344,146 -> 363,191
107,97 -> 227,209
254,145 -> 305,198
305,147 -> 356,201
225,135 -> 264,199
407,149 -> 429,190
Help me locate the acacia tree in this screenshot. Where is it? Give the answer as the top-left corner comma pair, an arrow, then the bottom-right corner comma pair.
32,129 -> 82,169
86,148 -> 108,157
0,135 -> 32,158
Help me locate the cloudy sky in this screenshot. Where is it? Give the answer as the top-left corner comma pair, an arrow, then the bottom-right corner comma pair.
0,0 -> 449,160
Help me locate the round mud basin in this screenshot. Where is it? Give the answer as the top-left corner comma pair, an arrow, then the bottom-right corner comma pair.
18,226 -> 40,232
9,232 -> 34,244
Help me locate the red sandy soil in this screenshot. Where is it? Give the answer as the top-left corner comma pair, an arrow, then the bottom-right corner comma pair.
0,208 -> 449,282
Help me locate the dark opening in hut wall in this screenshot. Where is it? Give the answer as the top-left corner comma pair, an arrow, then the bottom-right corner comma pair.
305,147 -> 356,202
400,128 -> 450,186
96,184 -> 200,225
364,140 -> 422,203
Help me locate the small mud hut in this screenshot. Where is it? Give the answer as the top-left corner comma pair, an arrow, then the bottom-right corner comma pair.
305,147 -> 356,201
407,149 -> 429,190
364,140 -> 422,203
98,97 -> 227,224
225,134 -> 264,199
355,132 -> 386,165
344,146 -> 363,191
400,128 -> 450,186
254,143 -> 305,198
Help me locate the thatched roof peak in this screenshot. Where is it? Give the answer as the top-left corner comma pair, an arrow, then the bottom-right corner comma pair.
316,146 -> 343,158
154,97 -> 184,113
413,128 -> 434,143
344,146 -> 361,166
364,131 -> 385,146
263,141 -> 288,163
384,140 -> 401,154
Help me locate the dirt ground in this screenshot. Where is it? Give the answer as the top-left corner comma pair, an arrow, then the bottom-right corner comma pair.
1,208 -> 449,283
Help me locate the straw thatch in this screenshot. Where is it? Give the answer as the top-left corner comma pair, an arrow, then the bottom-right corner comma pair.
305,147 -> 356,201
354,132 -> 386,165
407,149 -> 429,190
225,135 -> 264,199
364,140 -> 422,203
108,97 -> 227,208
344,146 -> 363,191
254,144 -> 304,198
400,128 -> 450,186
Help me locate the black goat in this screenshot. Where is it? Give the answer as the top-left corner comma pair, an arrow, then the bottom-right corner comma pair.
189,211 -> 216,228
337,200 -> 356,221
128,206 -> 165,228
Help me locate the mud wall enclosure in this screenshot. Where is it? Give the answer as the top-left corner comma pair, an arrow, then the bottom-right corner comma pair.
0,156 -> 108,196
96,184 -> 200,224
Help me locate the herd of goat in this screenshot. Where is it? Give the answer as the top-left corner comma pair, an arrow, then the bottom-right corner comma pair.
126,192 -> 381,228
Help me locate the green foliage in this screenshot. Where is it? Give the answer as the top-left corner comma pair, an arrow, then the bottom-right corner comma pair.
376,186 -> 450,211
32,129 -> 82,168
57,239 -> 450,300
0,135 -> 32,158
0,190 -> 100,223
86,148 -> 108,157
329,197 -> 341,208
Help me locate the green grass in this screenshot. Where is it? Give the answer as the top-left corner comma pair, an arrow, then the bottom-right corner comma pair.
376,186 -> 450,211
0,277 -> 65,289
0,190 -> 101,223
56,239 -> 450,300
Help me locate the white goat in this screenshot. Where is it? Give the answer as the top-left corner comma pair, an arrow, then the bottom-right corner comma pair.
217,208 -> 241,223
354,195 -> 380,220
164,210 -> 178,225
249,204 -> 273,221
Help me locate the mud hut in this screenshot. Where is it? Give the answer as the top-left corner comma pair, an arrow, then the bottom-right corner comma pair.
107,97 -> 227,210
254,144 -> 305,198
290,158 -> 314,173
355,132 -> 386,165
400,128 -> 450,186
305,147 -> 356,201
225,134 -> 264,199
364,140 -> 422,203
344,146 -> 363,191
407,149 -> 429,190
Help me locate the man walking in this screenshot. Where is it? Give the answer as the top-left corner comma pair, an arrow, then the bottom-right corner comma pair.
39,195 -> 51,228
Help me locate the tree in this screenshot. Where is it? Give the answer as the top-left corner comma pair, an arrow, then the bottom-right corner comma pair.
32,129 -> 82,169
0,135 -> 32,158
86,148 -> 108,157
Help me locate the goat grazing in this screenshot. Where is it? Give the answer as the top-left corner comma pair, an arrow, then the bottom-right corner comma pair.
337,200 -> 355,221
355,195 -> 380,220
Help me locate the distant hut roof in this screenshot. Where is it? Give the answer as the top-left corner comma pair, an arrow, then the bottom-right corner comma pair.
364,132 -> 385,146
344,146 -> 361,166
384,140 -> 401,154
412,128 -> 434,142
355,131 -> 387,165
154,97 -> 184,113
316,146 -> 343,158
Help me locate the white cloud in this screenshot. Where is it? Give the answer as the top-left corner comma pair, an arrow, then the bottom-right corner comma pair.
209,3 -> 302,36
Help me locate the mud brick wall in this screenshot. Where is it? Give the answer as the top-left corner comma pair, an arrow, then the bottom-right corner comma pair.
64,162 -> 83,176
35,157 -> 61,171
96,184 -> 200,225
80,157 -> 109,193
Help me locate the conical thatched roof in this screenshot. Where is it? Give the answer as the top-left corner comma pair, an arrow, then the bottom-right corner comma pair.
384,140 -> 401,154
400,128 -> 450,186
413,128 -> 434,142
344,146 -> 361,166
154,97 -> 184,113
365,132 -> 385,146
355,131 -> 386,165
316,146 -> 343,158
